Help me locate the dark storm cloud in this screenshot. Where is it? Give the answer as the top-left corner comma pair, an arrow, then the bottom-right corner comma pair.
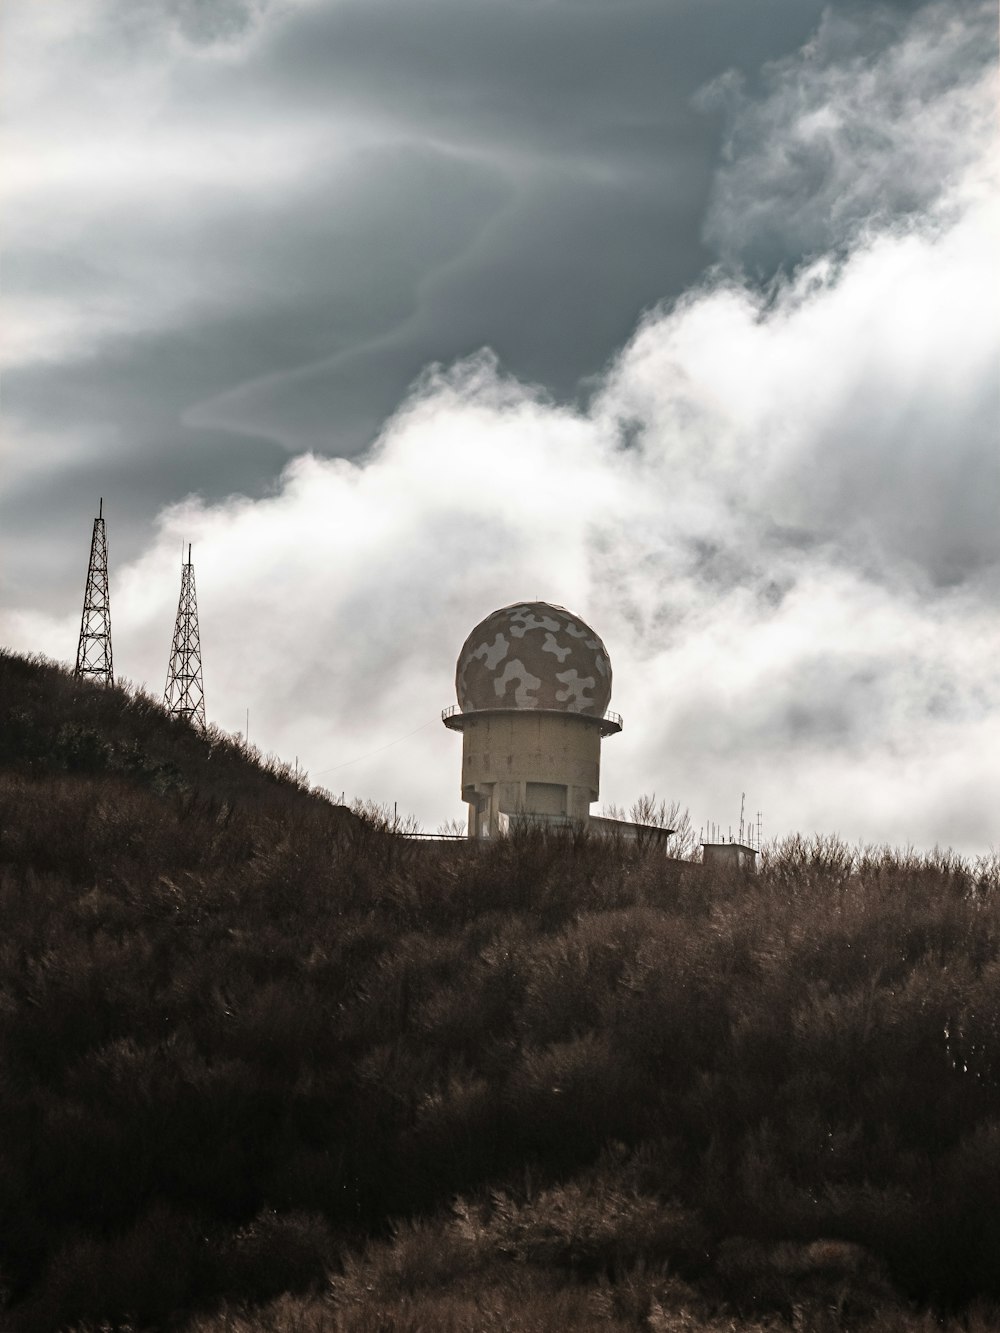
3,0 -> 836,612
701,0 -> 997,271
241,0 -> 824,149
1,136 -> 507,603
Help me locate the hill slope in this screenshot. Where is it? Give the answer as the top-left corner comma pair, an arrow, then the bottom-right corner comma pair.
0,650 -> 998,1331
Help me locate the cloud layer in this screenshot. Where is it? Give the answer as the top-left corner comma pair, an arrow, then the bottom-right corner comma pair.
4,1 -> 998,852
701,0 -> 996,271
2,0 -> 829,610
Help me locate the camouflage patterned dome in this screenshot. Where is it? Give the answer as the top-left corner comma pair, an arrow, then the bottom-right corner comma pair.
456,602 -> 612,716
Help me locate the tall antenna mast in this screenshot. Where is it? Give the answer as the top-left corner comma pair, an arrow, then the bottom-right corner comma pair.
164,543 -> 206,728
74,497 -> 114,686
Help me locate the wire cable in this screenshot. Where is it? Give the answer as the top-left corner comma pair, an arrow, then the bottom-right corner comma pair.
311,715 -> 439,777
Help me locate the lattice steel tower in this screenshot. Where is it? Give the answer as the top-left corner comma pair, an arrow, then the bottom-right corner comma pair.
74,498 -> 114,686
164,545 -> 206,728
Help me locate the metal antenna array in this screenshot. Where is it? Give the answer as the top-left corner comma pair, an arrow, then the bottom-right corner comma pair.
164,544 -> 206,728
74,498 -> 114,686
700,805 -> 764,850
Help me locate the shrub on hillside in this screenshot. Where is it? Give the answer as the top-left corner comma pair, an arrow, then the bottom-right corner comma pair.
2,651 -> 1000,1329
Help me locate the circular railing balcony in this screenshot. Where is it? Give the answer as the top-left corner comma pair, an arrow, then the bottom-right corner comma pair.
442,703 -> 622,735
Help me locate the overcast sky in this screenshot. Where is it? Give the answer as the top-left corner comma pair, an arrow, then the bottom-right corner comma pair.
2,0 -> 997,853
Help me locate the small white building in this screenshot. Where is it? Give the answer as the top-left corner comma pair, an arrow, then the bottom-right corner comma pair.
701,841 -> 758,873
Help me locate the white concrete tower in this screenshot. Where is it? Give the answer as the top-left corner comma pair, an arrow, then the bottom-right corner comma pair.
443,602 -> 622,838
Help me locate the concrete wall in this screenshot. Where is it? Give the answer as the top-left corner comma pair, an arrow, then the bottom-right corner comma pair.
702,842 -> 758,873
588,816 -> 674,846
459,710 -> 604,837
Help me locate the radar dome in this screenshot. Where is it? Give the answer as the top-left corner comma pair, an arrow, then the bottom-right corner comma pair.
456,602 -> 612,716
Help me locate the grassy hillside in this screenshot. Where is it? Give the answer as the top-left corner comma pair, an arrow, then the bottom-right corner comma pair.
0,649 -> 998,1331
